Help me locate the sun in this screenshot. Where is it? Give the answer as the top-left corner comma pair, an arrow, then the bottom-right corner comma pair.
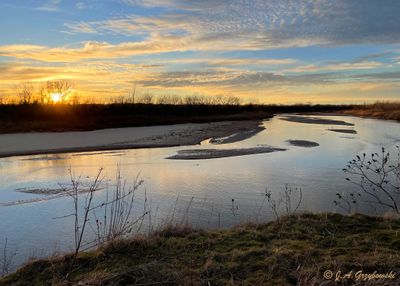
50,93 -> 62,103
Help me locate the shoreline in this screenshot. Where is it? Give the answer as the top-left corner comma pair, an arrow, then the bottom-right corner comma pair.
0,120 -> 265,159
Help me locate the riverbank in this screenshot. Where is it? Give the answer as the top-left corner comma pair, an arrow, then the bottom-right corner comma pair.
0,112 -> 362,159
341,102 -> 400,122
0,120 -> 264,158
2,213 -> 400,285
0,103 -> 350,134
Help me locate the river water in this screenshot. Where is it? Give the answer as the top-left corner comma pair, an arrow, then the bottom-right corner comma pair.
0,115 -> 399,269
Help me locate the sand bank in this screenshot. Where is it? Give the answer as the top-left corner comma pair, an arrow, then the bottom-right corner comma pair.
209,126 -> 265,144
0,121 -> 263,158
167,146 -> 286,160
328,128 -> 357,134
286,140 -> 319,147
280,116 -> 354,126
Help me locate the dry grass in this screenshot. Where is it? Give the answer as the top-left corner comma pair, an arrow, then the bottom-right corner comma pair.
2,213 -> 400,285
342,101 -> 400,121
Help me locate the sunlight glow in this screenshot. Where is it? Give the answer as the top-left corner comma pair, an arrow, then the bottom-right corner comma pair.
50,92 -> 62,103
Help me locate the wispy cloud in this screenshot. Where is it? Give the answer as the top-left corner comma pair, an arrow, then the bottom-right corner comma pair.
75,2 -> 86,10
0,34 -> 299,62
352,71 -> 400,81
0,39 -> 186,62
285,61 -> 385,73
65,0 -> 400,48
133,70 -> 336,89
36,0 -> 62,12
64,22 -> 99,34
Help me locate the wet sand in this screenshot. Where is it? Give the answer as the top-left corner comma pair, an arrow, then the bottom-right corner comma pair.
167,146 -> 286,160
286,140 -> 320,147
328,129 -> 357,134
0,120 -> 263,158
209,126 -> 265,144
280,116 -> 354,126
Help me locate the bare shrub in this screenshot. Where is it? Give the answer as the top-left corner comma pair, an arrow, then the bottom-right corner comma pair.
58,168 -> 148,265
264,185 -> 303,219
333,192 -> 360,214
90,171 -> 147,246
62,168 -> 104,263
341,146 -> 400,214
1,238 -> 17,277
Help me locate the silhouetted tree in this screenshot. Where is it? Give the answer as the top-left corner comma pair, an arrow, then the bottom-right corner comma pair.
17,82 -> 35,104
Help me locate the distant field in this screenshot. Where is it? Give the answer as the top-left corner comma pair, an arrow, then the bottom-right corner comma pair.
0,103 -> 348,134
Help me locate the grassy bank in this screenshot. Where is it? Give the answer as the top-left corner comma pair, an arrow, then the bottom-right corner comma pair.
2,213 -> 400,285
342,102 -> 400,121
0,103 -> 348,134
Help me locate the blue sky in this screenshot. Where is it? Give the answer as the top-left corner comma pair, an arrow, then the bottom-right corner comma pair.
1,0 -> 400,103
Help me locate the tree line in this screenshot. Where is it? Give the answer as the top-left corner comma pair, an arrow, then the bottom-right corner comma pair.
0,80 -> 244,106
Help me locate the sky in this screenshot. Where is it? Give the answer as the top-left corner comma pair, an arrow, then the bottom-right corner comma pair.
1,0 -> 400,104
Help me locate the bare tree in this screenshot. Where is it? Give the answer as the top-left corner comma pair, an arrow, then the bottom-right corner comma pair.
153,94 -> 182,105
112,96 -> 127,104
226,96 -> 241,106
129,84 -> 136,104
138,92 -> 154,104
155,95 -> 167,105
39,80 -> 74,104
17,82 -> 35,104
184,95 -> 202,105
168,94 -> 182,105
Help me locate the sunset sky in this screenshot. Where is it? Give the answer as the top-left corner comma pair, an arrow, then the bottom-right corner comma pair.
1,0 -> 400,103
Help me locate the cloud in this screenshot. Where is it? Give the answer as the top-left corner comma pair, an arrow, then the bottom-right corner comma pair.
36,0 -> 62,12
1,59 -> 398,104
95,0 -> 400,48
352,71 -> 400,80
350,52 -> 393,64
0,32 -> 303,62
149,58 -> 297,68
61,0 -> 400,58
0,62 -> 59,81
0,38 -> 189,62
133,70 -> 336,89
75,2 -> 86,10
64,22 -> 99,34
285,61 -> 385,73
